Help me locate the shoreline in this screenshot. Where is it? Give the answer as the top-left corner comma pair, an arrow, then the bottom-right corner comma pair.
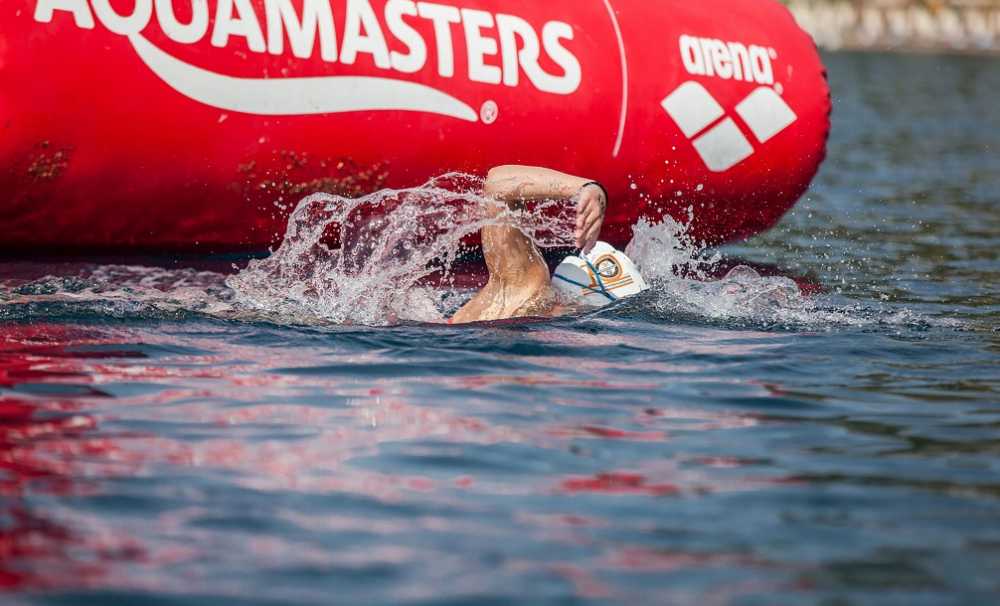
785,0 -> 1000,54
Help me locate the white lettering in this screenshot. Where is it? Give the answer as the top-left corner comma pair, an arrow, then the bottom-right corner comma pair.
91,0 -> 152,35
212,0 -> 266,52
385,0 -> 426,74
710,39 -> 732,79
496,16 -> 578,94
727,42 -> 749,81
34,0 -> 587,98
265,0 -> 337,61
540,21 -> 580,95
341,0 -> 391,68
680,35 -> 774,85
700,39 -> 714,77
33,0 -> 94,28
680,35 -> 703,75
416,2 -> 460,78
749,46 -> 773,85
460,9 -> 500,85
156,0 -> 208,45
496,13 -> 537,87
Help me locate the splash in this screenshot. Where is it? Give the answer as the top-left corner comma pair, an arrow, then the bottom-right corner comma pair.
0,174 -> 574,326
1,264 -> 234,319
625,216 -> 721,281
225,173 -> 576,325
0,175 -> 955,330
612,218 -> 806,324
619,218 -> 962,329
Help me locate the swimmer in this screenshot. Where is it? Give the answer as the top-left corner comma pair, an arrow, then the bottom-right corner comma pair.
450,165 -> 647,324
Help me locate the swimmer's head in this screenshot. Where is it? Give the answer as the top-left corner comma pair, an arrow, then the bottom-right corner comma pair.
551,242 -> 648,307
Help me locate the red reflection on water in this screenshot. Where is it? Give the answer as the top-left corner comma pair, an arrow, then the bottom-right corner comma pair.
559,472 -> 680,496
0,507 -> 77,589
549,563 -> 612,599
453,373 -> 655,391
607,547 -> 764,572
0,395 -> 101,496
546,425 -> 667,441
0,373 -> 515,590
0,324 -> 146,590
0,319 -> 800,598
453,475 -> 474,488
689,456 -> 759,468
0,507 -> 156,591
636,406 -> 761,431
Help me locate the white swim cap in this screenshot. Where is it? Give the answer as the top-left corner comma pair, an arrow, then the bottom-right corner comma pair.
551,242 -> 648,307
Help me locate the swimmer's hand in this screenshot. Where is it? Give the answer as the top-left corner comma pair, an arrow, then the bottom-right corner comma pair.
483,166 -> 607,251
575,183 -> 607,253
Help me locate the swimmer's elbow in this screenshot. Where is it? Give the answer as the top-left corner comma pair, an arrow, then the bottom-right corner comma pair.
486,165 -> 521,180
485,165 -> 532,200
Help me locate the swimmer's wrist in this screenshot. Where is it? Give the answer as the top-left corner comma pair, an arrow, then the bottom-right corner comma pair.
580,181 -> 609,208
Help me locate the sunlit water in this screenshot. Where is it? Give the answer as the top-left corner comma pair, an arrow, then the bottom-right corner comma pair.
1,53 -> 997,605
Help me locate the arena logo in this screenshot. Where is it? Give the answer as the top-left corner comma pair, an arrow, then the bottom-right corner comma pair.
679,35 -> 775,86
33,0 -> 583,121
660,81 -> 796,172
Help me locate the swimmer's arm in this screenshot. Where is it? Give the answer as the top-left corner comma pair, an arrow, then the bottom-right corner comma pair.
484,165 -> 592,200
485,165 -> 607,251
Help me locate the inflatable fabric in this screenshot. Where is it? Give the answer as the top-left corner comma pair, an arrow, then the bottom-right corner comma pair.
0,0 -> 830,251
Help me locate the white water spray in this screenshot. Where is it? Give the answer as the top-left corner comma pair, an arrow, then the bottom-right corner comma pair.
1,174 -> 951,330
225,173 -> 576,325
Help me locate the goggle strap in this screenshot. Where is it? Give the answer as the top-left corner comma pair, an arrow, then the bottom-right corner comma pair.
552,271 -> 618,302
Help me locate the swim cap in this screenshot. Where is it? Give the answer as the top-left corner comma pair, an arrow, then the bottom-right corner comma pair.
551,242 -> 648,307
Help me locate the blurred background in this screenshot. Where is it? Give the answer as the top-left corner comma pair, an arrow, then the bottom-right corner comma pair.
785,0 -> 1000,53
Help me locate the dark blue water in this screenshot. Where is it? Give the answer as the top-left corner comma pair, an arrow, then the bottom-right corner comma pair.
1,52 -> 998,605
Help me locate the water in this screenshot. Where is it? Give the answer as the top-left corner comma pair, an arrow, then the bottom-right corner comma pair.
1,52 -> 998,605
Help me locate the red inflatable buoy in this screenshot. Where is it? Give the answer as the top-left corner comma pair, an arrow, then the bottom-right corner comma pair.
0,0 -> 829,252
